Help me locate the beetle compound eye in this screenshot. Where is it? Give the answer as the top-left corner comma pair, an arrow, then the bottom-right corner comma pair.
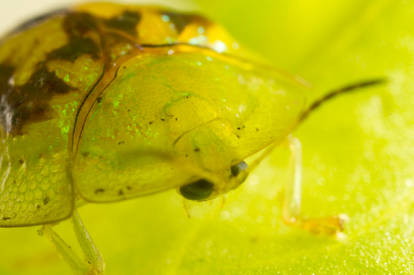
180,179 -> 214,201
230,161 -> 248,177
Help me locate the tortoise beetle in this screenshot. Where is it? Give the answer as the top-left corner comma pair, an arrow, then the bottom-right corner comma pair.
0,2 -> 384,274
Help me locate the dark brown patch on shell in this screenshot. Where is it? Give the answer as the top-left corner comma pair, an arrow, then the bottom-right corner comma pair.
103,11 -> 142,36
47,37 -> 100,62
62,12 -> 99,37
50,12 -> 101,62
162,12 -> 210,33
0,63 -> 73,135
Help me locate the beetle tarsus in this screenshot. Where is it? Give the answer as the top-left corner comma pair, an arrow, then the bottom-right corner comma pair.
284,214 -> 349,239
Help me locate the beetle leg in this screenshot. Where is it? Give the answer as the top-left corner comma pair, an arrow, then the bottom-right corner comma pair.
42,225 -> 90,274
282,135 -> 348,238
72,211 -> 105,275
41,211 -> 105,275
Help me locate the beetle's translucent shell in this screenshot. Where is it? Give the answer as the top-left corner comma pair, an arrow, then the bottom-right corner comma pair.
0,3 -> 306,226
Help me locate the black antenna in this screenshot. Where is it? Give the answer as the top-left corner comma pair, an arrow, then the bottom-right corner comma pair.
299,78 -> 387,122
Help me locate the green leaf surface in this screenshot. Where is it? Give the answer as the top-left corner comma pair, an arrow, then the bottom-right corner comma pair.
1,0 -> 414,274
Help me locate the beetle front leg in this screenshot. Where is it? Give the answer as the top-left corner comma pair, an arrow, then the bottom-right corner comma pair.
282,135 -> 348,238
41,211 -> 105,275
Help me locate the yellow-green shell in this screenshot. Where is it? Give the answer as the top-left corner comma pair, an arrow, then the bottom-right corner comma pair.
0,3 -> 306,227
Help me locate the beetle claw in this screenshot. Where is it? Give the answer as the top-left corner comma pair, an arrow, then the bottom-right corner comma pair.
283,213 -> 349,238
299,214 -> 349,237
